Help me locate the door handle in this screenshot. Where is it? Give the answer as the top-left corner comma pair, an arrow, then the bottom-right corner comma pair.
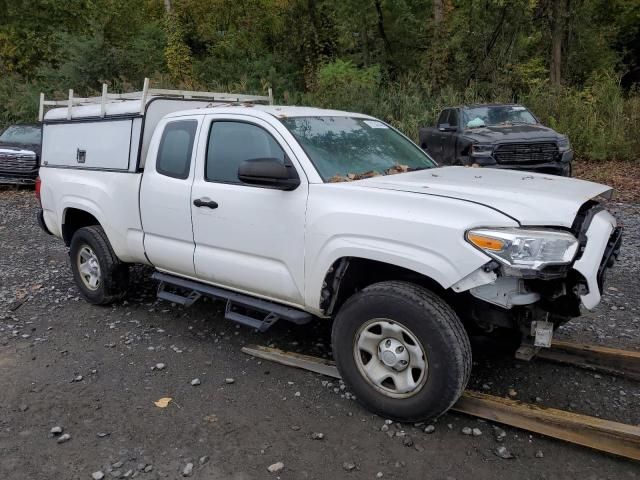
193,198 -> 219,209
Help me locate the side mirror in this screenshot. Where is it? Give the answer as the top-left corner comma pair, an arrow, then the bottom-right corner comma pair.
238,157 -> 300,191
438,123 -> 458,132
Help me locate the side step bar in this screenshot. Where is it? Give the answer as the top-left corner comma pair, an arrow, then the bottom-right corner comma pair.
152,272 -> 313,332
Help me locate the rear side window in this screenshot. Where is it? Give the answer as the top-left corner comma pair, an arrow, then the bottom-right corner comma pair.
206,121 -> 285,184
156,120 -> 197,179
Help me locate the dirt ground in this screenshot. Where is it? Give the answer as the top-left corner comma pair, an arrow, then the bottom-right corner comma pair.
0,188 -> 638,480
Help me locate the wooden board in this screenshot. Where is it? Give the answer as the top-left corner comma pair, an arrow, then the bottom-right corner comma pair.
454,391 -> 640,461
241,344 -> 640,461
539,340 -> 640,381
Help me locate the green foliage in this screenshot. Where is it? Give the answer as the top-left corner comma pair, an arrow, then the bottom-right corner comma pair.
0,0 -> 638,161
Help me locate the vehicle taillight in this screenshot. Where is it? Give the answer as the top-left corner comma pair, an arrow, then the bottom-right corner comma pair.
35,176 -> 42,206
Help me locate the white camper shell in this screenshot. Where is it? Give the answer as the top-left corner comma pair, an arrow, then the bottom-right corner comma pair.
40,79 -> 273,172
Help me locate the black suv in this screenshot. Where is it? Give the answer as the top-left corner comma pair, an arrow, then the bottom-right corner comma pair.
0,123 -> 42,185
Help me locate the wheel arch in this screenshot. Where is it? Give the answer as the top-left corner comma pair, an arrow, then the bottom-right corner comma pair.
320,256 -> 447,316
62,207 -> 101,246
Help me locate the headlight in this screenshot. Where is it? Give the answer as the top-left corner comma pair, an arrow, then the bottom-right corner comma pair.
466,228 -> 579,270
471,144 -> 493,156
557,137 -> 571,152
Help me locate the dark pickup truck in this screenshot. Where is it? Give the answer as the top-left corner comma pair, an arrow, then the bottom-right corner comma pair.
419,104 -> 573,176
0,123 -> 42,185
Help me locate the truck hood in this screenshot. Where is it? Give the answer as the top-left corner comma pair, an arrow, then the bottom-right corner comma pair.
356,167 -> 612,227
461,124 -> 561,143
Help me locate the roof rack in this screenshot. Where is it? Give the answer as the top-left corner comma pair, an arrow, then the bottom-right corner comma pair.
38,77 -> 274,121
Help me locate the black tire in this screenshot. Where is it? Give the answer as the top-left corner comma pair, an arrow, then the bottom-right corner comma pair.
69,225 -> 129,305
331,281 -> 471,422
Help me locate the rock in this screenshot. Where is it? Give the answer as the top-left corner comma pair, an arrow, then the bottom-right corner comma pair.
380,424 -> 389,432
225,378 -> 235,384
122,470 -> 133,478
18,404 -> 28,412
311,432 -> 324,440
461,427 -> 472,435
424,425 -> 435,434
294,391 -> 301,397
267,462 -> 284,473
74,375 -> 83,382
92,472 -> 105,480
343,462 -> 356,472
472,428 -> 482,436
155,363 -> 166,371
50,426 -> 63,435
493,426 -> 507,442
57,433 -> 71,444
376,472 -> 384,478
111,471 -> 122,478
508,389 -> 518,398
191,378 -> 201,386
494,445 -> 514,459
97,432 -> 110,438
144,465 -> 153,473
535,450 -> 544,458
182,462 -> 194,477
199,456 -> 209,465
112,461 -> 124,469
402,436 -> 414,447
290,425 -> 301,431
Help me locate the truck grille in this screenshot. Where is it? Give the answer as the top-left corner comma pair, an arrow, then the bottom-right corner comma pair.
494,142 -> 558,165
0,153 -> 37,173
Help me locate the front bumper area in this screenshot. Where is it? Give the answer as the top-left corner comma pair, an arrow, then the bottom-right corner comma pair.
470,149 -> 573,177
572,210 -> 621,309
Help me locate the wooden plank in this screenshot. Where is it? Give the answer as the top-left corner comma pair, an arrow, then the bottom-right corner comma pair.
453,391 -> 640,461
241,345 -> 340,379
538,340 -> 640,381
242,344 -> 640,461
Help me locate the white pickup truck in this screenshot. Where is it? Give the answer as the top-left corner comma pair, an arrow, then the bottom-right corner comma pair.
36,84 -> 622,421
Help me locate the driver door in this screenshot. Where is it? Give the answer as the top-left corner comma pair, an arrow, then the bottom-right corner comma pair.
190,114 -> 308,306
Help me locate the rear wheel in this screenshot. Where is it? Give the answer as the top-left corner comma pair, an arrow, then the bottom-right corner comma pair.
69,226 -> 129,305
331,281 -> 471,421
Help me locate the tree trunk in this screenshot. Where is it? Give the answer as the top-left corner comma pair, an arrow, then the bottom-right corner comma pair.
433,0 -> 444,24
373,0 -> 391,59
164,0 -> 172,14
550,0 -> 565,86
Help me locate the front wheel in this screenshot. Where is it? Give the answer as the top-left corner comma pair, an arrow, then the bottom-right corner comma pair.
331,281 -> 471,421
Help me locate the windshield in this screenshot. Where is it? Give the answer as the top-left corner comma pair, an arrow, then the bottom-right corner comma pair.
0,125 -> 42,145
462,106 -> 537,129
280,116 -> 435,182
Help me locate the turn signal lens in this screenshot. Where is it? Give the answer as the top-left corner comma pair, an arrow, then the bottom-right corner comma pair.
467,233 -> 505,251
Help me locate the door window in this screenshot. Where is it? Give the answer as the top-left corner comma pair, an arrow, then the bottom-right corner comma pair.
437,110 -> 449,127
156,120 -> 197,179
447,110 -> 458,129
206,121 -> 285,184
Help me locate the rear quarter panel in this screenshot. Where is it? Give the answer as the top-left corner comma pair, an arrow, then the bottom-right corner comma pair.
39,167 -> 148,264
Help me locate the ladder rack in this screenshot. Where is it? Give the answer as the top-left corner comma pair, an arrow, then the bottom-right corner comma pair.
39,77 -> 274,121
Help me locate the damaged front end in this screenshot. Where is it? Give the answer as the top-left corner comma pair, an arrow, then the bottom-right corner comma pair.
452,201 -> 622,356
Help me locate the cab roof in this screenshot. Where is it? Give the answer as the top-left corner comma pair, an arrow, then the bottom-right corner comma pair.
164,104 -> 374,119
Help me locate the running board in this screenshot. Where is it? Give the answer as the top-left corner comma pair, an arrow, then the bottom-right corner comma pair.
152,272 -> 312,332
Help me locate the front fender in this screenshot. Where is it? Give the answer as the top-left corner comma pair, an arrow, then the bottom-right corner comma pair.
305,235 -> 494,312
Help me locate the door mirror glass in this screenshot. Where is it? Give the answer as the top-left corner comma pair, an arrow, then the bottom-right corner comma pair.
238,157 -> 300,190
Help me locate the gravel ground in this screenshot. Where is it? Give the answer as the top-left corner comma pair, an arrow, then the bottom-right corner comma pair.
0,188 -> 638,480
